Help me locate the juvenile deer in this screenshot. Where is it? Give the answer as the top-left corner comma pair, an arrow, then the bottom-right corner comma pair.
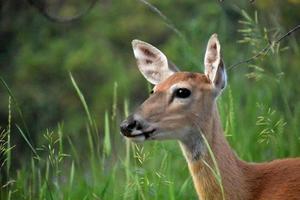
120,34 -> 300,200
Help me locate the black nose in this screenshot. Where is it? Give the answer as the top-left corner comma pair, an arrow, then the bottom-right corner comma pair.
120,115 -> 141,136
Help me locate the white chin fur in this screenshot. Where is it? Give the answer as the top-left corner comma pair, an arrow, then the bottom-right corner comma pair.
131,130 -> 143,136
126,135 -> 146,142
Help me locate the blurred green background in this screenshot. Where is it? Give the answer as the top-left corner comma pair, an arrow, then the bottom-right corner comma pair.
1,0 -> 300,199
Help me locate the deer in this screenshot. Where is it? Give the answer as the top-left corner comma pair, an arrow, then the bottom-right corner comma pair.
120,34 -> 300,200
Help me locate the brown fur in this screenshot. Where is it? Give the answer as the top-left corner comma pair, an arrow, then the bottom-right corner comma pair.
127,37 -> 300,199
140,46 -> 157,58
143,72 -> 300,200
154,72 -> 211,92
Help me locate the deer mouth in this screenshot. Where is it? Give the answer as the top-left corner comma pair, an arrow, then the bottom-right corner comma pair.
125,129 -> 156,140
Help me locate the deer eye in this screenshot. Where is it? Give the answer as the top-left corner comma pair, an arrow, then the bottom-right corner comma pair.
150,90 -> 154,94
174,88 -> 191,98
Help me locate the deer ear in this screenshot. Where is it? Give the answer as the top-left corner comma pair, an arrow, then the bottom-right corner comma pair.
204,34 -> 226,90
132,39 -> 179,85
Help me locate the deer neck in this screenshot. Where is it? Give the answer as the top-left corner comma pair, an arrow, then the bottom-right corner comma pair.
179,106 -> 250,200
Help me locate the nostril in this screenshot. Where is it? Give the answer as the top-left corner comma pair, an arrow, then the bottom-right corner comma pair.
120,115 -> 145,137
136,122 -> 143,130
120,122 -> 129,133
127,120 -> 137,130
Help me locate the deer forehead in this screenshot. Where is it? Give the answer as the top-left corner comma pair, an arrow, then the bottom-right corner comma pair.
154,72 -> 211,92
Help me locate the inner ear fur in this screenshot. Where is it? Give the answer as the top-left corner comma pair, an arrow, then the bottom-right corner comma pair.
204,34 -> 226,90
132,39 -> 179,85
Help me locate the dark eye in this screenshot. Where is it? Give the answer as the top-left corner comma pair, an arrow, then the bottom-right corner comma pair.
174,88 -> 191,98
150,90 -> 154,94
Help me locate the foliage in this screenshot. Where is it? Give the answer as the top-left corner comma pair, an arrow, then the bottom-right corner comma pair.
0,0 -> 300,199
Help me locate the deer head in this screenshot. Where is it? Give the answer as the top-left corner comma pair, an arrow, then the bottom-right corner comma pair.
120,34 -> 226,145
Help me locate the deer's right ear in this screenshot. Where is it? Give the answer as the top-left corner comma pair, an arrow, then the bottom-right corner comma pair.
132,40 -> 179,85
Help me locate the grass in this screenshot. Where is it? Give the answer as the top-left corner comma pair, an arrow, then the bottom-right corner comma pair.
0,73 -> 197,200
1,66 -> 299,200
1,65 -> 300,199
201,134 -> 225,200
1,9 -> 300,200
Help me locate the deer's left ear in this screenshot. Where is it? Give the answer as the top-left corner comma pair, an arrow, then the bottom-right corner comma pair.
204,34 -> 227,90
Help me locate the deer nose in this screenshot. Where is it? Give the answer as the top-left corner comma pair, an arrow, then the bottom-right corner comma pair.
120,115 -> 143,136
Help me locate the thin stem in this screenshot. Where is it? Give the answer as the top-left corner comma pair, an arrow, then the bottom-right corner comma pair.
229,24 -> 300,70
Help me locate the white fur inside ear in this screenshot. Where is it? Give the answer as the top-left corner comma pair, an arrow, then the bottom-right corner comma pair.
204,34 -> 221,83
132,40 -> 176,85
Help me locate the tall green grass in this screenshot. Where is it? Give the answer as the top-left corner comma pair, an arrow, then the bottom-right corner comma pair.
0,72 -> 196,199
0,9 -> 299,200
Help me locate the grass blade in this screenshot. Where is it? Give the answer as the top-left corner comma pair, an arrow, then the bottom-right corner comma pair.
69,72 -> 93,128
16,124 -> 39,159
0,77 -> 32,144
103,111 -> 111,156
